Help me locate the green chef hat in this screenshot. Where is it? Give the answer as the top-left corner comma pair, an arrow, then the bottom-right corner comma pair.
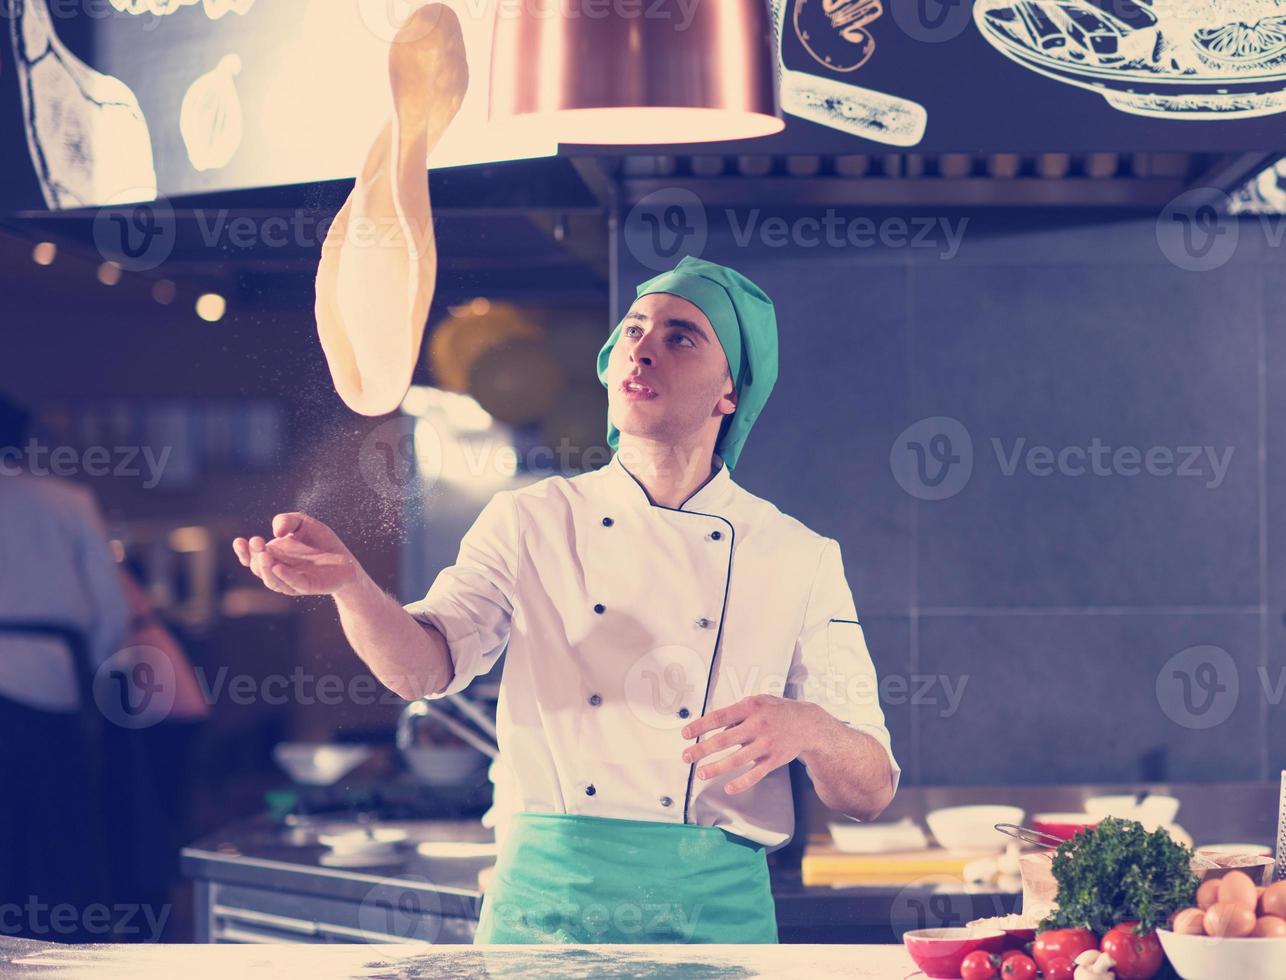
595,255 -> 779,471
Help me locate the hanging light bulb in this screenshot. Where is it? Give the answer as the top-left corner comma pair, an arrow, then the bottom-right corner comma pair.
489,0 -> 782,145
196,293 -> 226,322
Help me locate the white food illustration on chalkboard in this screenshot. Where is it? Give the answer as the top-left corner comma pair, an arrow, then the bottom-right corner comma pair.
181,54 -> 244,172
770,0 -> 927,146
9,0 -> 157,209
794,0 -> 883,72
107,0 -> 255,19
975,0 -> 1286,118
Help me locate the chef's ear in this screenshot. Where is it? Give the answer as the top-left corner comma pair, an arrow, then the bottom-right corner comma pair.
717,378 -> 738,417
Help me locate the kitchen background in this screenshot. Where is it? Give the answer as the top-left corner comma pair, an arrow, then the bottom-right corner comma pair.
3,0 -> 1286,949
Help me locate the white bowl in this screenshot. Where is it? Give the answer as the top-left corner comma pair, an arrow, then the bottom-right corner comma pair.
1085,794 -> 1180,830
272,743 -> 373,786
402,744 -> 486,786
1157,929 -> 1286,980
828,818 -> 927,854
1199,843 -> 1274,858
926,805 -> 1024,855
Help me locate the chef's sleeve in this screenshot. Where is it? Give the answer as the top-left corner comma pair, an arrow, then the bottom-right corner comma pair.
785,537 -> 901,796
402,489 -> 521,698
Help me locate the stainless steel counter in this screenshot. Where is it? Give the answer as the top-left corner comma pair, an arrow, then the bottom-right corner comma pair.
180,812 -> 1018,945
181,781 -> 1281,946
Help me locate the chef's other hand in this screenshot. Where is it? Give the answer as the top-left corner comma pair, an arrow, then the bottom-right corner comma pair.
680,694 -> 825,795
232,513 -> 360,598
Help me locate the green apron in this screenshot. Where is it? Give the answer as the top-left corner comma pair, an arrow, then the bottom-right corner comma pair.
474,812 -> 779,944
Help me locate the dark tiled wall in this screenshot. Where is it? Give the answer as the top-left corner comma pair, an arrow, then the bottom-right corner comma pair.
615,208 -> 1283,786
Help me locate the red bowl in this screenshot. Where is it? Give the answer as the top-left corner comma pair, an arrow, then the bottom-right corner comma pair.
903,928 -> 1006,979
1031,812 -> 1097,842
1000,927 -> 1038,951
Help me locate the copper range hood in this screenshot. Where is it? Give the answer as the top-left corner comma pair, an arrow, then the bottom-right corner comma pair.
489,0 -> 783,145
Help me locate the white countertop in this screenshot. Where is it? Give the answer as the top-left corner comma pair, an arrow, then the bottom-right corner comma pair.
9,942 -> 923,979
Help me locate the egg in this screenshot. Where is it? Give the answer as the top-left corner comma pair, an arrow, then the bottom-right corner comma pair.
1252,915 -> 1286,938
1171,907 -> 1206,935
1217,870 -> 1259,911
1263,882 -> 1286,920
1205,902 -> 1257,938
1196,878 -> 1221,910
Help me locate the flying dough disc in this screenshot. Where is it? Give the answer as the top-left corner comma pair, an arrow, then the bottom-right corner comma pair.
314,4 -> 468,416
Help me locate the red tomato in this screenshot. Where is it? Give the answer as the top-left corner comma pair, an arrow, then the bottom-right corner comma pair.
1032,929 -> 1098,974
1100,925 -> 1164,980
999,953 -> 1036,980
960,949 -> 999,980
1043,957 -> 1075,980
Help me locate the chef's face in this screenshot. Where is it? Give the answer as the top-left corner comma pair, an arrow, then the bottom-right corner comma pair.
606,292 -> 737,453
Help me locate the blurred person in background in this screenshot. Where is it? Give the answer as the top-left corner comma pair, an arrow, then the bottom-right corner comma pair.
0,393 -> 207,941
0,392 -> 130,939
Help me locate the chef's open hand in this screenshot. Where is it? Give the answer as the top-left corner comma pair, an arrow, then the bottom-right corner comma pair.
232,513 -> 361,597
681,694 -> 826,795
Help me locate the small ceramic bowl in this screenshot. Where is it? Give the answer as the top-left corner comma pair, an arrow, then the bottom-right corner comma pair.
903,928 -> 1006,979
1030,812 -> 1097,841
1157,929 -> 1286,980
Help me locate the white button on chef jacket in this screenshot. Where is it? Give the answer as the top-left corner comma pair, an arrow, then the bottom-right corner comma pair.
404,452 -> 901,853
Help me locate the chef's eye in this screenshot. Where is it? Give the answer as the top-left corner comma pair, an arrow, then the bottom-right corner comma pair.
624,325 -> 642,338
670,333 -> 696,348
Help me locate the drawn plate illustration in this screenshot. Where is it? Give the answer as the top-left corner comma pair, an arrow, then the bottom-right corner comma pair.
975,0 -> 1286,118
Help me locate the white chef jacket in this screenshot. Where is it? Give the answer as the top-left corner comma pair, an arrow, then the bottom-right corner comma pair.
404,452 -> 900,852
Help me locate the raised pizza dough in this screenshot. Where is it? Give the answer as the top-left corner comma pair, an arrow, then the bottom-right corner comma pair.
315,4 -> 468,416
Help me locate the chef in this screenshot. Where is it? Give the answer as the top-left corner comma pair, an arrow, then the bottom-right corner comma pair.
232,255 -> 900,945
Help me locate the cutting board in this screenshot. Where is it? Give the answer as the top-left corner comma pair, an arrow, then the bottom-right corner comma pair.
801,842 -> 974,886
